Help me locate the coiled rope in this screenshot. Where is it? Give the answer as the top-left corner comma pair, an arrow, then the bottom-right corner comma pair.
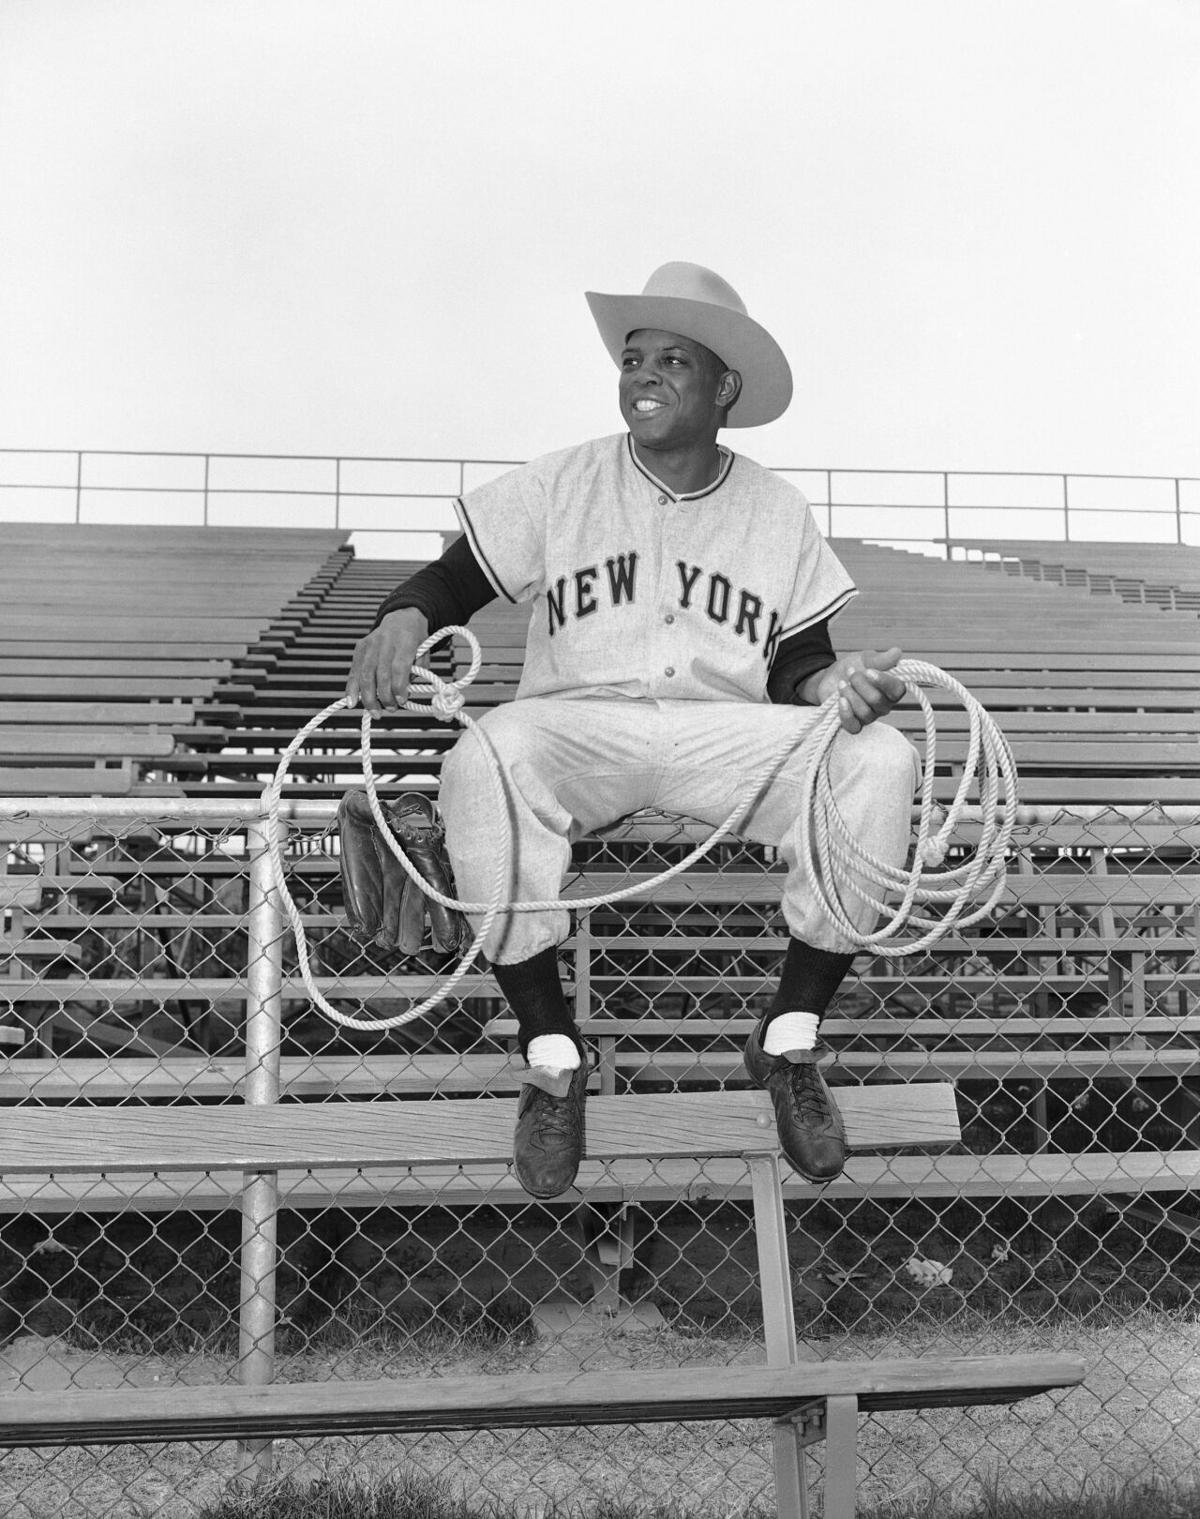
265,627 -> 1018,1032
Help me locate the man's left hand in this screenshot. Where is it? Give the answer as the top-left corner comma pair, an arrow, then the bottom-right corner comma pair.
812,646 -> 908,734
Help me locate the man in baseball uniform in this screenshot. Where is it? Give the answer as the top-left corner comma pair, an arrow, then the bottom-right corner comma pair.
346,262 -> 916,1199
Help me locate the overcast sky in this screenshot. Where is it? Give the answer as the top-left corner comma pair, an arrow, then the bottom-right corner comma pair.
2,0 -> 1198,486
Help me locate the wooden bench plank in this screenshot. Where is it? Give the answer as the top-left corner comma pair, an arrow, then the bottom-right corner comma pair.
0,701 -> 199,726
0,678 -> 236,698
0,729 -> 176,757
610,1048 -> 1200,1084
17,967 -> 1189,1010
0,974 -> 506,1002
5,1011 -> 1198,1103
0,1086 -> 960,1174
0,1355 -> 1084,1448
0,642 -> 250,659
0,766 -> 135,796
491,1015 -> 1200,1041
0,660 -> 232,679
0,876 -> 122,908
0,621 -> 270,643
0,937 -> 85,962
0,1054 -> 521,1103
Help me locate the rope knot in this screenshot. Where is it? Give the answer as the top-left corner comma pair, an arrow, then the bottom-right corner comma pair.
918,837 -> 949,868
432,687 -> 465,717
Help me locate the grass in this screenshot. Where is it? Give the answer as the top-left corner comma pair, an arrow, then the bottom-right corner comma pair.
60,1291 -> 538,1362
196,1468 -> 1200,1519
871,1470 -> 1200,1518
196,1469 -> 773,1518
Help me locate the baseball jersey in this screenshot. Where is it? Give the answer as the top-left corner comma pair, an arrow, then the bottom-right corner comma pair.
456,433 -> 857,704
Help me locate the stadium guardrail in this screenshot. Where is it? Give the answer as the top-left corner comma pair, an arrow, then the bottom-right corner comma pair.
1,449 -> 1197,556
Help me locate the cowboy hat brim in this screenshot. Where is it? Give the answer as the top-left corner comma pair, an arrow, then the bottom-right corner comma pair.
585,290 -> 793,428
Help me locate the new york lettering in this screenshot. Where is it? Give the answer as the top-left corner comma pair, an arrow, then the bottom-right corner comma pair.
547,551 -> 639,635
547,551 -> 782,655
676,560 -> 778,657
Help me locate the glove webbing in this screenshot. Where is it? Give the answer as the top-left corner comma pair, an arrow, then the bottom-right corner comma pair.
265,627 -> 1018,1032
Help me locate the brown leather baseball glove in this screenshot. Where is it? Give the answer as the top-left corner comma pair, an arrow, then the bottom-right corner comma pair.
337,790 -> 466,956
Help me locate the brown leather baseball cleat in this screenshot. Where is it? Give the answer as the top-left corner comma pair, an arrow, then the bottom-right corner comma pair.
513,1063 -> 588,1199
743,1013 -> 847,1183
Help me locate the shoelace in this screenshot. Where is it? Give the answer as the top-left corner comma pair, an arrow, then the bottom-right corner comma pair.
781,1059 -> 835,1129
524,1079 -> 581,1139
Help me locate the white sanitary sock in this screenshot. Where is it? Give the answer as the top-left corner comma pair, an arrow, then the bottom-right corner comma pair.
762,1010 -> 820,1056
526,1033 -> 581,1072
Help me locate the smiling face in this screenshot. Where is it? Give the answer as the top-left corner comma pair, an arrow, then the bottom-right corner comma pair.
618,329 -> 741,454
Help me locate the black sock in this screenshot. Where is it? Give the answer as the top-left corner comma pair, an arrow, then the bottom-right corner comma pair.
767,938 -> 855,1022
491,946 -> 582,1062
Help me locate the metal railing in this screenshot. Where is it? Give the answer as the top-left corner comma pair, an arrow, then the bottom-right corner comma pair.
2,448 -> 1198,554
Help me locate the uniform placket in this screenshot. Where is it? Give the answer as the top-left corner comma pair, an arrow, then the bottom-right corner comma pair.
647,482 -> 680,699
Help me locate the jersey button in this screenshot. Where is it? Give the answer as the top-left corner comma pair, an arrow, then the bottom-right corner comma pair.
664,613 -> 675,625
664,666 -> 675,677
657,494 -> 668,505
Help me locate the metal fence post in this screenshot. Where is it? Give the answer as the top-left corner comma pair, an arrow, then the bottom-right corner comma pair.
750,1155 -> 807,1519
942,472 -> 951,559
234,810 -> 285,1484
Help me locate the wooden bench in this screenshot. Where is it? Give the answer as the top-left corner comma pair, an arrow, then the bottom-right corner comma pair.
0,1051 -> 519,1103
950,539 -> 1200,608
484,1014 -> 1200,1081
0,1356 -> 1084,1517
0,728 -> 178,758
0,700 -> 225,730
0,676 -> 253,699
0,1086 -> 1084,1516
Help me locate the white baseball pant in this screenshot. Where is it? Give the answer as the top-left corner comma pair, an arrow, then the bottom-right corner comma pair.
438,696 -> 920,965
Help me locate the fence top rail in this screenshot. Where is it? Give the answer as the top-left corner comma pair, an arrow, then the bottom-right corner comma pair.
3,797 -> 1200,827
2,448 -> 1195,484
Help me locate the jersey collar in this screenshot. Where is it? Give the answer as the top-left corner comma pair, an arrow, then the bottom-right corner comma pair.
626,434 -> 734,502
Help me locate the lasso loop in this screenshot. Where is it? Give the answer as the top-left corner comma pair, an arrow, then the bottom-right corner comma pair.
265,627 -> 1018,1031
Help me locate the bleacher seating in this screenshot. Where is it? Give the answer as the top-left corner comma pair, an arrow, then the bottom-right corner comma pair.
0,524 -> 349,795
67,533 -> 1189,804
950,538 -> 1200,612
2,528 -> 1199,1190
20,526 -> 1197,807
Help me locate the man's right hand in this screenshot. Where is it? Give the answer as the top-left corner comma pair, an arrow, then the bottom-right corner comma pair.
344,607 -> 430,714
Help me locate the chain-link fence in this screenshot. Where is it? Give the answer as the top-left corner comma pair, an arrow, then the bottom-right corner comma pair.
2,797 -> 1199,1515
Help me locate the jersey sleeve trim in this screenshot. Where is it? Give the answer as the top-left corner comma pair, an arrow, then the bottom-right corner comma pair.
777,584 -> 858,639
453,496 -> 518,604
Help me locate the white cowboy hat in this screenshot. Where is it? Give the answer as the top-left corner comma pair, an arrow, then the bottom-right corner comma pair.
585,261 -> 793,428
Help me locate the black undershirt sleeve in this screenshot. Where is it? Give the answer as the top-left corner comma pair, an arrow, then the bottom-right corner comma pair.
766,619 -> 838,705
372,534 -> 498,633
